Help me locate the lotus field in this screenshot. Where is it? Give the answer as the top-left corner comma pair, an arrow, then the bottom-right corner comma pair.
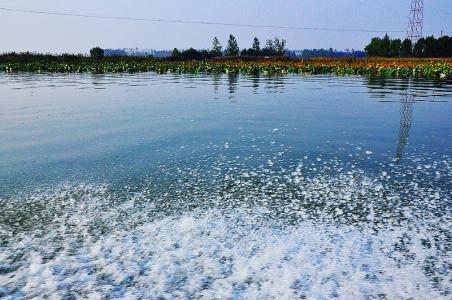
1,57 -> 451,79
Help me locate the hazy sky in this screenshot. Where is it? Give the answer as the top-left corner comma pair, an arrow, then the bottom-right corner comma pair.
1,0 -> 451,53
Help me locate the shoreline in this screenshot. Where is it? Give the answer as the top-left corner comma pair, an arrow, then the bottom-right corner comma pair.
1,58 -> 452,79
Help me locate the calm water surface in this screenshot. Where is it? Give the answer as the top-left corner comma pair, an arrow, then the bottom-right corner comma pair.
0,73 -> 451,299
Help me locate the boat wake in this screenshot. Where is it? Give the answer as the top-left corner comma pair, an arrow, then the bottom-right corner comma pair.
1,157 -> 450,299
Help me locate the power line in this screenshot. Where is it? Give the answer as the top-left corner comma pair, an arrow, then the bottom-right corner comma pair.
1,6 -> 445,34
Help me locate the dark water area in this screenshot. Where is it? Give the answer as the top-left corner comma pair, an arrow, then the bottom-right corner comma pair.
0,73 -> 451,299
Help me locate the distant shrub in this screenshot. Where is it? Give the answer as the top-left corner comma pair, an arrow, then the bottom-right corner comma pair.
90,47 -> 104,59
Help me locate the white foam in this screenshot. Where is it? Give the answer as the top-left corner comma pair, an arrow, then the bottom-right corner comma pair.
1,208 -> 449,299
1,156 -> 450,299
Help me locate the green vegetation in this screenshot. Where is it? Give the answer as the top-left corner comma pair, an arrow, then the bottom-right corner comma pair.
1,53 -> 451,79
365,34 -> 452,57
90,47 -> 104,59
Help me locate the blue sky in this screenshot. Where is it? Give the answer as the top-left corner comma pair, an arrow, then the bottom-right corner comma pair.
0,0 -> 450,53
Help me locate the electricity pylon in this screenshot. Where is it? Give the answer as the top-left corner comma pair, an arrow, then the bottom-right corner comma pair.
407,0 -> 423,44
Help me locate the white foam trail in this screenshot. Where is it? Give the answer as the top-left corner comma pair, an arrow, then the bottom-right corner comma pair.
1,186 -> 450,299
0,155 -> 450,299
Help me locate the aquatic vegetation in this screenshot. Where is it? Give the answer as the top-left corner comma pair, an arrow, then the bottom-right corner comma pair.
1,57 -> 451,79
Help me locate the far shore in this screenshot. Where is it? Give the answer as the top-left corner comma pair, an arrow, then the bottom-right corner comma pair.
1,55 -> 451,79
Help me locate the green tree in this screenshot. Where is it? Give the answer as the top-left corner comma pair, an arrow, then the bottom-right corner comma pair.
183,48 -> 200,60
262,39 -> 276,56
365,37 -> 382,56
423,35 -> 437,57
242,37 -> 262,56
211,37 -> 223,57
172,48 -> 181,59
400,38 -> 413,57
365,34 -> 398,57
413,38 -> 425,57
273,37 -> 287,55
200,49 -> 211,60
90,47 -> 104,59
252,37 -> 261,54
381,34 -> 391,57
389,38 -> 401,57
436,36 -> 452,57
225,34 -> 239,56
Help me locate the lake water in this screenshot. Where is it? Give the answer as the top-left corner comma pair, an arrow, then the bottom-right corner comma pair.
0,73 -> 451,299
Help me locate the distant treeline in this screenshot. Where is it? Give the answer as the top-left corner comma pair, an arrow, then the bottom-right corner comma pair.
365,34 -> 452,57
287,48 -> 366,58
168,36 -> 369,60
3,34 -> 450,63
104,48 -> 171,58
0,52 -> 85,63
170,35 -> 288,60
0,50 -> 153,63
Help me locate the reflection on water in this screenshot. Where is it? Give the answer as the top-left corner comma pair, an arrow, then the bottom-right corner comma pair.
395,91 -> 414,163
227,73 -> 238,98
252,74 -> 260,94
0,73 -> 451,298
212,73 -> 222,95
2,72 -> 451,99
365,76 -> 452,101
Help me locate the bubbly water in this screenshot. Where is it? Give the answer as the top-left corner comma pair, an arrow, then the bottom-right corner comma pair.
0,73 -> 451,299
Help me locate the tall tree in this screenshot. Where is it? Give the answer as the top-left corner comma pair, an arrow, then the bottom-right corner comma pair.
413,37 -> 426,57
389,39 -> 401,57
262,39 -> 275,56
423,35 -> 437,57
381,34 -> 391,57
211,37 -> 223,57
171,48 -> 181,59
225,35 -> 239,56
241,37 -> 262,56
400,38 -> 413,57
273,37 -> 287,55
252,37 -> 261,54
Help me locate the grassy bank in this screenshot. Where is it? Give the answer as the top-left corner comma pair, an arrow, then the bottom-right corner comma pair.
1,56 -> 451,79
